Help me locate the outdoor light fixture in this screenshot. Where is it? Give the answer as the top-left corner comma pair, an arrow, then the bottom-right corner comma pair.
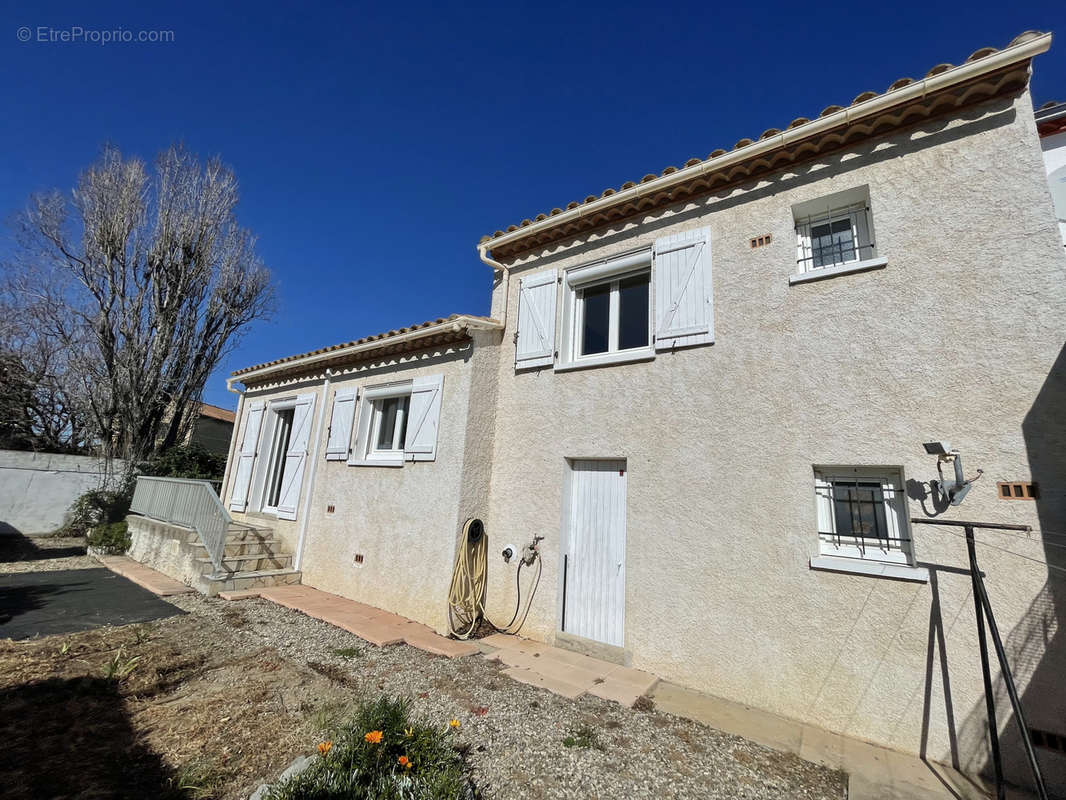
923,441 -> 982,506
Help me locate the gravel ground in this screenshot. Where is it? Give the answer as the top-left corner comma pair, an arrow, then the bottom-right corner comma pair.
166,593 -> 846,800
0,536 -> 97,573
2,539 -> 846,799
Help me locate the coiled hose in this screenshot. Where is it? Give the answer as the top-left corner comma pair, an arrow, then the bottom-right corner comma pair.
447,518 -> 542,640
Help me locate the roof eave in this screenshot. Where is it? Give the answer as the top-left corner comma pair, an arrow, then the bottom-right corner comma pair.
481,32 -> 1051,255
232,315 -> 502,385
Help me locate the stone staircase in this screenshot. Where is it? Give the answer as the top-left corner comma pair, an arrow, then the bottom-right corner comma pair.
126,513 -> 301,597
191,523 -> 302,595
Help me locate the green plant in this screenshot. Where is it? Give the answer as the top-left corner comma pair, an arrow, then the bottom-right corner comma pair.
141,444 -> 226,481
105,648 -> 142,681
561,724 -> 603,751
267,696 -> 479,800
332,647 -> 362,660
87,521 -> 131,554
57,484 -> 134,537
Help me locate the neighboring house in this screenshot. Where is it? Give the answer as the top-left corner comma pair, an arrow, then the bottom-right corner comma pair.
185,402 -> 236,455
206,31 -> 1066,792
1037,100 -> 1066,245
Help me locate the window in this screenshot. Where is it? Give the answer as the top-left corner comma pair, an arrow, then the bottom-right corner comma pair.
263,407 -> 294,511
577,272 -> 650,357
349,376 -> 444,466
371,395 -> 409,455
559,250 -> 654,369
812,467 -> 916,568
792,186 -> 882,282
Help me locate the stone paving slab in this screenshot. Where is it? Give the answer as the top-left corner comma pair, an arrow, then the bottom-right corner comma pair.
96,555 -> 196,596
224,584 -> 480,658
481,632 -> 659,708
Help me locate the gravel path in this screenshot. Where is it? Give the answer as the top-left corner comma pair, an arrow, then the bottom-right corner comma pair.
0,536 -> 97,573
166,592 -> 847,800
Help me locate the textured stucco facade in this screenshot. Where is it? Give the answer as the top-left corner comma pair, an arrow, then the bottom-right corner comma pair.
215,86 -> 1066,791
222,332 -> 499,633
480,91 -> 1066,789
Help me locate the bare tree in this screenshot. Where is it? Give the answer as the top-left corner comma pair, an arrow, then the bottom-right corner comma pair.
4,144 -> 273,463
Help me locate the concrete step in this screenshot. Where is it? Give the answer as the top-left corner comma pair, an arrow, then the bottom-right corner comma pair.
192,539 -> 280,557
197,567 -> 302,597
196,552 -> 293,573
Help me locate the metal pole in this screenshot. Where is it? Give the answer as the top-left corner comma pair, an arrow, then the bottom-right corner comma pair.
974,570 -> 1051,800
967,525 -> 1006,800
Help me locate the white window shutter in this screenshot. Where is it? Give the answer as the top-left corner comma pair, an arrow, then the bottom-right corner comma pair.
276,392 -> 316,520
653,227 -> 713,350
515,270 -> 558,370
405,375 -> 444,461
229,400 -> 265,512
324,388 -> 357,460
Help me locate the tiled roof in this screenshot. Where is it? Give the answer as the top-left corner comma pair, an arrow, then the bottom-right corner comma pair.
232,314 -> 500,379
479,31 -> 1049,253
198,402 -> 236,423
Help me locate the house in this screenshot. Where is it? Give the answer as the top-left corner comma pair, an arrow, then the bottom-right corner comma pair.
180,402 -> 237,455
134,30 -> 1066,794
1037,100 -> 1066,244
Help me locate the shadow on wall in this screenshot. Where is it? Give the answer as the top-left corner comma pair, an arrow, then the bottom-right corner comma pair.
958,341 -> 1066,792
0,676 -> 182,799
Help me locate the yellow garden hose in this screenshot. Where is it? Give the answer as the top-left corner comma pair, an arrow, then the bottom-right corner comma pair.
447,518 -> 543,640
447,518 -> 488,639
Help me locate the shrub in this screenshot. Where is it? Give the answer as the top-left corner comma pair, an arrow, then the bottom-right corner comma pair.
267,696 -> 479,800
87,521 -> 131,554
57,485 -> 134,537
141,444 -> 225,482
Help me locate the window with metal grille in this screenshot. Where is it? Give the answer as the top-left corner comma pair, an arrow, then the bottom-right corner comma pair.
814,467 -> 914,565
794,187 -> 876,273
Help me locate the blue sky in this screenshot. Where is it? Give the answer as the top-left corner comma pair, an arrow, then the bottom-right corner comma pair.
2,0 -> 1063,409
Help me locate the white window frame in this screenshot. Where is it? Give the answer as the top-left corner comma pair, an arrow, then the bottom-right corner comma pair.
810,466 -> 927,582
791,186 -> 887,284
350,382 -> 412,468
558,249 -> 654,371
255,398 -> 298,515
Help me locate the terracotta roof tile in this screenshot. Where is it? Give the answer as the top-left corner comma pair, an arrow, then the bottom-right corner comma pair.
480,31 -> 1048,247
232,314 -> 499,378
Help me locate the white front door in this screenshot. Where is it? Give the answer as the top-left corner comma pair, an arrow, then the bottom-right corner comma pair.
561,459 -> 627,647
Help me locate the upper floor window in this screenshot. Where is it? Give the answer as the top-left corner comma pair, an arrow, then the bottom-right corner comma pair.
793,186 -> 876,274
577,271 -> 650,357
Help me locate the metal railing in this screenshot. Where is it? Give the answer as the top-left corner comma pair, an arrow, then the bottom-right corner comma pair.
912,518 -> 1049,800
130,475 -> 232,573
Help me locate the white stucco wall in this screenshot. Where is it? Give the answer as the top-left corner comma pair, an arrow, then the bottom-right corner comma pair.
482,90 -> 1066,788
0,450 -> 127,535
225,333 -> 499,634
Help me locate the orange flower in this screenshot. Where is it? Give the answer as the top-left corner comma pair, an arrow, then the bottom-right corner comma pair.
398,755 -> 411,768
317,741 -> 333,756
448,718 -> 461,729
364,730 -> 383,744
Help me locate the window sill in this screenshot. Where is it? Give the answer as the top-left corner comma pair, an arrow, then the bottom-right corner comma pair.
348,456 -> 404,468
789,256 -> 887,285
554,349 -> 655,373
810,555 -> 928,582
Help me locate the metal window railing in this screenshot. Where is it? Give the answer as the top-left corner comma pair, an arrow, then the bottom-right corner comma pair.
130,475 -> 232,573
795,202 -> 875,271
816,481 -> 910,557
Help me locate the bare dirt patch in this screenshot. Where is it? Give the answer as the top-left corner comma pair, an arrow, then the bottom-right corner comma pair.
0,606 -> 352,799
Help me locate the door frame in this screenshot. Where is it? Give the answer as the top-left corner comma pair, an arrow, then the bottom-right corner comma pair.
556,456 -> 628,647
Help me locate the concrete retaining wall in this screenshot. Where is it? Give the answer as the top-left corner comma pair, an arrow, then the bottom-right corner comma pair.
0,450 -> 127,536
126,515 -> 200,589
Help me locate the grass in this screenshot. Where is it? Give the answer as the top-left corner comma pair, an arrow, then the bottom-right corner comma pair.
332,647 -> 362,659
561,723 -> 603,751
266,696 -> 480,800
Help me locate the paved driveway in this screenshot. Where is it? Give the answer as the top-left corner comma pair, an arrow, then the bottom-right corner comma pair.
0,567 -> 184,640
